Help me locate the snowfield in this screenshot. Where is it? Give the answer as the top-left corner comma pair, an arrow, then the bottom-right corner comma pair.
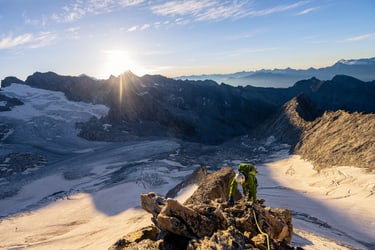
0,83 -> 374,249
258,153 -> 375,249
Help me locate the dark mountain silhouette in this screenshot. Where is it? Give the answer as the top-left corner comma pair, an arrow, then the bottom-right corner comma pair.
21,71 -> 277,143
1,71 -> 374,146
176,57 -> 375,87
1,76 -> 24,88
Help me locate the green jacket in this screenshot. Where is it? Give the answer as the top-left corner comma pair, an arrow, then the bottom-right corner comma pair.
229,163 -> 257,203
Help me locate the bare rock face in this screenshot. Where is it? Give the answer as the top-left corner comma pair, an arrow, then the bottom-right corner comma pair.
165,165 -> 208,198
184,165 -> 239,205
110,167 -> 300,250
295,110 -> 375,170
109,226 -> 160,250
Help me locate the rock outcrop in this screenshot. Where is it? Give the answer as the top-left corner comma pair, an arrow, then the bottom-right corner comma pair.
255,93 -> 375,170
0,93 -> 24,112
295,110 -> 375,170
252,93 -> 319,147
110,167 -> 299,250
1,76 -> 24,88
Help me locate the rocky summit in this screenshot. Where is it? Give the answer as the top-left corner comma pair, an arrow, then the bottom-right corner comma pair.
110,167 -> 300,250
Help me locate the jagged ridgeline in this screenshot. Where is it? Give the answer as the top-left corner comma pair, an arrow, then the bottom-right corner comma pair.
2,72 -> 374,169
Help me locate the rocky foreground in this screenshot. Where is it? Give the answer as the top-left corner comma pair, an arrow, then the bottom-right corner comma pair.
110,167 -> 301,250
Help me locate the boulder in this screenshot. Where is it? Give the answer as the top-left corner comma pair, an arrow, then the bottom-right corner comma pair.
184,165 -> 240,205
110,166 -> 300,250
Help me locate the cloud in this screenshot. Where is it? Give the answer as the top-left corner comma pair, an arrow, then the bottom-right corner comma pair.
121,0 -> 144,7
196,2 -> 247,21
0,32 -> 56,50
246,1 -> 309,17
28,32 -> 57,48
128,25 -> 138,32
140,23 -> 151,31
151,0 -> 216,16
65,26 -> 81,39
346,33 -> 375,42
150,1 -> 309,22
127,23 -> 157,32
0,34 -> 33,49
23,12 -> 47,27
52,0 -> 144,23
297,7 -> 319,15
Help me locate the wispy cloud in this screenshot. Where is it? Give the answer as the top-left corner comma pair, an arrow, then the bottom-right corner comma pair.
120,0 -> 144,7
297,7 -> 319,15
27,32 -> 57,48
196,2 -> 247,21
150,0 -> 244,21
346,33 -> 375,42
140,23 -> 151,31
151,0 -> 216,16
0,34 -> 33,49
52,0 -> 144,23
151,0 -> 309,21
23,12 -> 47,27
128,25 -> 138,32
65,26 -> 81,39
0,32 -> 56,49
247,2 -> 307,17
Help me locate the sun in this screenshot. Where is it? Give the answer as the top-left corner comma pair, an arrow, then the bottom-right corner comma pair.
98,50 -> 147,78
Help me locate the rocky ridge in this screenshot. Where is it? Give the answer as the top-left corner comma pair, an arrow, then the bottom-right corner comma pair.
2,72 -> 374,144
257,94 -> 375,170
110,167 -> 300,250
295,110 -> 375,170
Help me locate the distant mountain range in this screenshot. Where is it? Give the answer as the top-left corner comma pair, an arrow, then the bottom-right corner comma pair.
175,57 -> 375,88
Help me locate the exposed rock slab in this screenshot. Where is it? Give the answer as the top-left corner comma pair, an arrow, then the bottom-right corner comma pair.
111,167 -> 300,250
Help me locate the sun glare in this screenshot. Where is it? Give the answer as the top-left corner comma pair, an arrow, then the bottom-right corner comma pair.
98,50 -> 147,79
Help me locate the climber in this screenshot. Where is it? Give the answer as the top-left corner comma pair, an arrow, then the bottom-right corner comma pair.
227,163 -> 258,206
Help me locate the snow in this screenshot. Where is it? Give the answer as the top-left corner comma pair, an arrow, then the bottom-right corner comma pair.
258,154 -> 375,249
1,151 -> 374,249
159,159 -> 185,168
338,58 -> 374,65
0,166 -> 196,250
175,184 -> 198,203
0,84 -> 109,122
0,83 -> 374,249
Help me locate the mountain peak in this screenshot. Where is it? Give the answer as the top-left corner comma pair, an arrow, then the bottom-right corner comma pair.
120,70 -> 137,77
1,76 -> 24,88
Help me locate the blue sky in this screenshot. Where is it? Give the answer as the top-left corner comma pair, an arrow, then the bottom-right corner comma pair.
1,0 -> 374,81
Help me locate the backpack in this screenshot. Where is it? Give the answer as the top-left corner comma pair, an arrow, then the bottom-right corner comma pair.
238,163 -> 257,176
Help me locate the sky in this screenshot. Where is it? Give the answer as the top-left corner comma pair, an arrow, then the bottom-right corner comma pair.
0,0 -> 374,81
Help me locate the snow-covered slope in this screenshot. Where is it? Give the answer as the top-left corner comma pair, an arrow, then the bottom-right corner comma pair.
259,152 -> 375,249
0,84 -> 374,249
